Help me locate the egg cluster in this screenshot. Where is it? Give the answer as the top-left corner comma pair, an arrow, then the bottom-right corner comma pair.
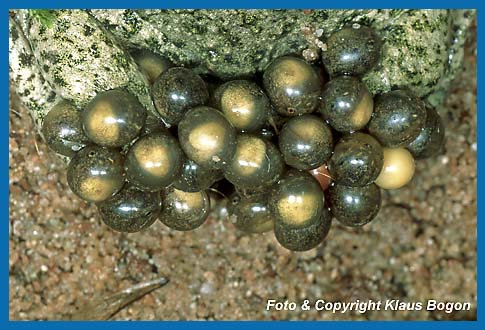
41,24 -> 445,251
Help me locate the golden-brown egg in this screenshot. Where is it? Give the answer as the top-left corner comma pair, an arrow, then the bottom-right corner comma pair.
263,56 -> 323,117
82,89 -> 146,147
67,146 -> 125,203
124,131 -> 184,191
178,106 -> 237,169
375,147 -> 415,189
213,80 -> 271,132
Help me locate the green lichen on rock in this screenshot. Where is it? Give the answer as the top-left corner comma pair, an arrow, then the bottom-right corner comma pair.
29,10 -> 58,28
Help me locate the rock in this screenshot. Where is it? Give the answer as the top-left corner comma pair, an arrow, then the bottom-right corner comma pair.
90,10 -> 473,98
9,11 -> 58,133
9,9 -> 475,131
9,9 -> 158,131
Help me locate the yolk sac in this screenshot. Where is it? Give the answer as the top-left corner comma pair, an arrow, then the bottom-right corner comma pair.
213,80 -> 271,132
124,131 -> 184,192
82,89 -> 146,148
159,187 -> 210,231
97,185 -> 161,233
270,171 -> 331,251
67,145 -> 125,203
375,147 -> 415,189
263,55 -> 324,117
131,49 -> 173,84
178,106 -> 237,170
152,67 -> 209,125
224,134 -> 284,189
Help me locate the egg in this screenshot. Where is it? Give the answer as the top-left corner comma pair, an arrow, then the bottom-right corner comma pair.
375,147 -> 415,189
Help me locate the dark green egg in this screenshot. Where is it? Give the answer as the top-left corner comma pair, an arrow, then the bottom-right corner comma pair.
124,131 -> 184,192
131,49 -> 173,84
152,67 -> 209,125
224,134 -> 284,189
367,90 -> 427,147
407,104 -> 445,159
178,106 -> 237,169
328,132 -> 383,186
274,210 -> 331,252
228,193 -> 274,234
270,171 -> 325,225
159,187 -> 210,231
270,171 -> 331,251
82,89 -> 146,147
321,24 -> 382,76
97,185 -> 161,233
263,56 -> 323,116
213,80 -> 271,132
41,100 -> 89,157
67,145 -> 125,203
319,76 -> 374,133
173,159 -> 223,192
327,183 -> 381,227
278,114 -> 333,170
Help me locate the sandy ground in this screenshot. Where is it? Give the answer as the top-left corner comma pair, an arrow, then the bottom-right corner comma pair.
9,22 -> 476,321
